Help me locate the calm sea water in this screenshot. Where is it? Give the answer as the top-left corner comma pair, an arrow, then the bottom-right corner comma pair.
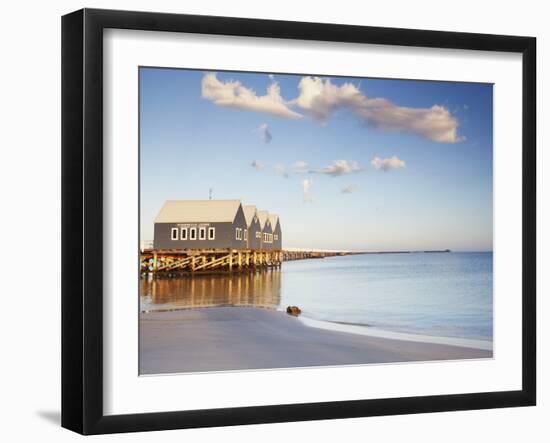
140,252 -> 493,341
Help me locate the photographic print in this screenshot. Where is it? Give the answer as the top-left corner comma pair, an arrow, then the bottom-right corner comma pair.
139,68 -> 494,375
61,10 -> 536,433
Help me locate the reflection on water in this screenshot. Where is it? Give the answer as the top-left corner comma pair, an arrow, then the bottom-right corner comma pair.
140,270 -> 282,312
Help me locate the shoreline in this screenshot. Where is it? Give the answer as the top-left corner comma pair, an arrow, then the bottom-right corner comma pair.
141,305 -> 492,351
298,316 -> 492,351
139,306 -> 492,375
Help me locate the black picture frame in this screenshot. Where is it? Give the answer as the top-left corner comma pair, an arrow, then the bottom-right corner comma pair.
61,8 -> 536,435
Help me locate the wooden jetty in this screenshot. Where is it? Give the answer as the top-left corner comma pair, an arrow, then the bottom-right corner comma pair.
140,248 -> 350,275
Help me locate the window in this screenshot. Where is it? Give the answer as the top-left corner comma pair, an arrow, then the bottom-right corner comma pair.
189,227 -> 197,240
180,227 -> 187,240
208,227 -> 215,240
235,228 -> 242,240
171,227 -> 179,241
256,231 -> 261,239
274,234 -> 278,241
244,230 -> 248,241
199,227 -> 206,240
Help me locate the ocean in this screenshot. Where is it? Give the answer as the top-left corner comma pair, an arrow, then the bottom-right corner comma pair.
140,252 -> 493,342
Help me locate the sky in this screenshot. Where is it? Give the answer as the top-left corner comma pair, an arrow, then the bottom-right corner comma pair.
140,68 -> 493,251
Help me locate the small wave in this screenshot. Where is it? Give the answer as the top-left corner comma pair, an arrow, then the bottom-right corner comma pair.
298,316 -> 493,351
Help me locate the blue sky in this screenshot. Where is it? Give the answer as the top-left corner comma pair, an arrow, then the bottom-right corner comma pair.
140,68 -> 493,251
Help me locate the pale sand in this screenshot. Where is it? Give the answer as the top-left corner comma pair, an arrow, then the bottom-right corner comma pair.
139,307 -> 492,375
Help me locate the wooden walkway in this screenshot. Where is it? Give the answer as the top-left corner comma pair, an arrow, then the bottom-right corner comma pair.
140,248 -> 348,275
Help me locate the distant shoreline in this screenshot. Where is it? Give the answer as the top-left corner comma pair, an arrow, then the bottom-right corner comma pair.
355,249 -> 451,255
280,248 -> 453,256
285,249 -> 494,255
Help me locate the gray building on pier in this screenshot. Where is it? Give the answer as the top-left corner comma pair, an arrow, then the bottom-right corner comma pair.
243,205 -> 262,250
153,200 -> 248,250
269,214 -> 282,251
153,200 -> 283,251
257,210 -> 273,250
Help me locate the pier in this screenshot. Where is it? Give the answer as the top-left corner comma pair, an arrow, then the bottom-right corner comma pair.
140,247 -> 450,275
140,248 -> 351,275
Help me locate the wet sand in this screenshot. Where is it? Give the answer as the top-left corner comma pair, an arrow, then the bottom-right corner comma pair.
139,307 -> 492,375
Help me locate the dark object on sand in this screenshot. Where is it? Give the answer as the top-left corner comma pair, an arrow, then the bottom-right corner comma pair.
286,306 -> 302,316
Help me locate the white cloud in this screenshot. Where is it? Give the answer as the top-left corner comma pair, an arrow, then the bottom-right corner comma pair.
316,160 -> 363,176
302,179 -> 313,203
341,184 -> 358,194
201,73 -> 302,119
292,76 -> 366,122
274,163 -> 289,178
292,161 -> 310,173
202,73 -> 463,143
258,123 -> 272,143
268,74 -> 275,81
357,101 -> 462,144
371,155 -> 406,172
293,76 -> 462,143
250,160 -> 265,171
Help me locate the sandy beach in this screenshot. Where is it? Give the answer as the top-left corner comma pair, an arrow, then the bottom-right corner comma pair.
139,307 -> 492,374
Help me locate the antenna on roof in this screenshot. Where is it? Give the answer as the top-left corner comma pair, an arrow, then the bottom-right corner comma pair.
209,188 -> 213,200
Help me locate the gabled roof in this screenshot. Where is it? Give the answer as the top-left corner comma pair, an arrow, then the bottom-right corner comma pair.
155,200 -> 242,223
257,210 -> 270,229
269,214 -> 279,230
242,205 -> 257,227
